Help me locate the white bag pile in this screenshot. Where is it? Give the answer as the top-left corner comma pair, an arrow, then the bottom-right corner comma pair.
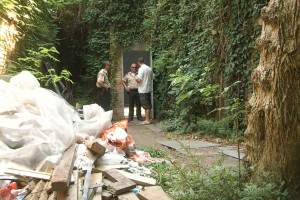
0,71 -> 112,169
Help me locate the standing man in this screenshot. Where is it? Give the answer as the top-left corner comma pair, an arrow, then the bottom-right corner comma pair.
96,61 -> 111,111
135,57 -> 154,125
122,63 -> 143,122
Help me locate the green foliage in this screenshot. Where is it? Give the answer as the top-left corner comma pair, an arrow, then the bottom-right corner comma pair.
73,0 -> 146,105
2,0 -> 73,89
138,147 -> 167,158
10,47 -> 72,86
143,0 -> 267,137
150,157 -> 288,200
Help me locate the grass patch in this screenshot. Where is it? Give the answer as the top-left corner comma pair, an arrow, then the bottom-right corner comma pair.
138,146 -> 167,158
149,154 -> 288,200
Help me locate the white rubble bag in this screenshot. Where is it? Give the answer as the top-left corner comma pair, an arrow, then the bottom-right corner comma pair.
0,71 -> 112,170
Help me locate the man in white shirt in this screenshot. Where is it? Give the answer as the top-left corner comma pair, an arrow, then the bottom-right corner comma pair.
135,57 -> 154,124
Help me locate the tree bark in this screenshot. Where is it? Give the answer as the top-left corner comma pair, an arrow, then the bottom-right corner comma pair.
244,0 -> 300,196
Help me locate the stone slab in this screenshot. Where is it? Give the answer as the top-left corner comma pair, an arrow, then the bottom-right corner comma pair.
144,124 -> 162,133
157,140 -> 218,150
219,147 -> 245,159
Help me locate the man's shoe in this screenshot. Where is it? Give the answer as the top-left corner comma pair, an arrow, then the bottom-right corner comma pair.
128,118 -> 133,122
137,117 -> 143,121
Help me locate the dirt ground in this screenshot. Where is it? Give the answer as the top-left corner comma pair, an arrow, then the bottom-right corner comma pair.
127,119 -> 243,168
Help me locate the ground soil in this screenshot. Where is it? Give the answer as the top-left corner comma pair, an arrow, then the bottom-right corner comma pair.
127,119 -> 243,168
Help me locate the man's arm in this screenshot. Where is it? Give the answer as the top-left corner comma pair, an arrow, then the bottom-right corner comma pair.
122,79 -> 130,92
135,75 -> 141,83
97,80 -> 109,90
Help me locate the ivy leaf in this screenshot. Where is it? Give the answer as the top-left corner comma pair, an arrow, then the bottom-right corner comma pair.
176,90 -> 193,104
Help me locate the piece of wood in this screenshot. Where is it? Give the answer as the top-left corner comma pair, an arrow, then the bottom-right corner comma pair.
103,169 -> 136,195
4,168 -> 51,180
118,192 -> 139,200
137,186 -> 172,200
78,176 -> 83,200
88,172 -> 103,200
57,190 -> 67,200
48,191 -> 57,200
96,165 -> 130,172
26,180 -> 46,200
101,190 -> 113,200
117,170 -> 156,186
24,180 -> 38,195
38,181 -> 51,200
51,144 -> 78,191
36,160 -> 55,173
84,140 -> 106,156
66,170 -> 79,200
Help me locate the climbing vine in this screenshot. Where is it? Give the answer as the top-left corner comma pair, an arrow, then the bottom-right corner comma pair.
76,0 -> 146,105
139,0 -> 267,134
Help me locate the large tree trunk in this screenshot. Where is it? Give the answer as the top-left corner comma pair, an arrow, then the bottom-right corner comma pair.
244,0 -> 300,196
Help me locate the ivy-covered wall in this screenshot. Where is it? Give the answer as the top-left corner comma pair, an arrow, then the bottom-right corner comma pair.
1,0 -> 268,135
141,0 -> 267,133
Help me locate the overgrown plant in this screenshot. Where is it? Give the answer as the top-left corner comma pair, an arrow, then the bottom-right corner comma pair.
150,155 -> 288,200
143,0 -> 267,136
1,0 -> 73,89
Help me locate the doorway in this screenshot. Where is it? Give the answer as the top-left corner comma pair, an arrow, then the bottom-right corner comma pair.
122,50 -> 151,119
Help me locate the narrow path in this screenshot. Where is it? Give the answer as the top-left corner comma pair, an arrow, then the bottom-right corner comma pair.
127,119 -> 242,167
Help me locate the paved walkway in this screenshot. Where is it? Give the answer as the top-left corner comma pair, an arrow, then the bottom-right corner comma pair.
127,119 -> 243,167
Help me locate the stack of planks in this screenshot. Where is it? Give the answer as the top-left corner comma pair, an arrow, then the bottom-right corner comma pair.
2,140 -> 172,200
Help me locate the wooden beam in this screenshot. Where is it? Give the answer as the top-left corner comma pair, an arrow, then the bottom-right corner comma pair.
66,170 -> 79,200
84,140 -> 106,156
103,169 -> 136,195
118,192 -> 139,200
26,180 -> 46,200
4,168 -> 51,180
117,170 -> 156,186
101,190 -> 113,200
38,181 -> 51,200
51,144 -> 78,191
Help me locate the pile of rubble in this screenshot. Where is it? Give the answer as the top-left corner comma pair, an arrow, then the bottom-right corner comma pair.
0,71 -> 171,200
1,138 -> 171,200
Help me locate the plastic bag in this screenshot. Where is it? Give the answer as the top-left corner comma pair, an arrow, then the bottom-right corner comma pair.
100,120 -> 134,151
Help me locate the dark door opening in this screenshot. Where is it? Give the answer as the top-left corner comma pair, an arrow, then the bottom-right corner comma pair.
122,50 -> 151,106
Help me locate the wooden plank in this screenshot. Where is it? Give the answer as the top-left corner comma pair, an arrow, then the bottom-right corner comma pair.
38,181 -> 51,200
57,190 -> 67,200
103,169 -> 136,195
4,168 -> 51,180
88,172 -> 103,200
96,165 -> 130,172
84,140 -> 106,156
24,180 -> 38,195
101,190 -> 113,200
78,176 -> 83,200
118,192 -> 139,200
117,170 -> 156,186
66,170 -> 79,200
137,186 -> 172,200
36,160 -> 55,173
48,191 -> 57,200
51,144 -> 78,191
26,180 -> 46,200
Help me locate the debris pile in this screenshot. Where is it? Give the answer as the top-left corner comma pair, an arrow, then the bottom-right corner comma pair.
0,71 -> 171,200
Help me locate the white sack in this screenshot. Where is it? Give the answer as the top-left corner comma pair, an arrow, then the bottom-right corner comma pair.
0,71 -> 113,169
